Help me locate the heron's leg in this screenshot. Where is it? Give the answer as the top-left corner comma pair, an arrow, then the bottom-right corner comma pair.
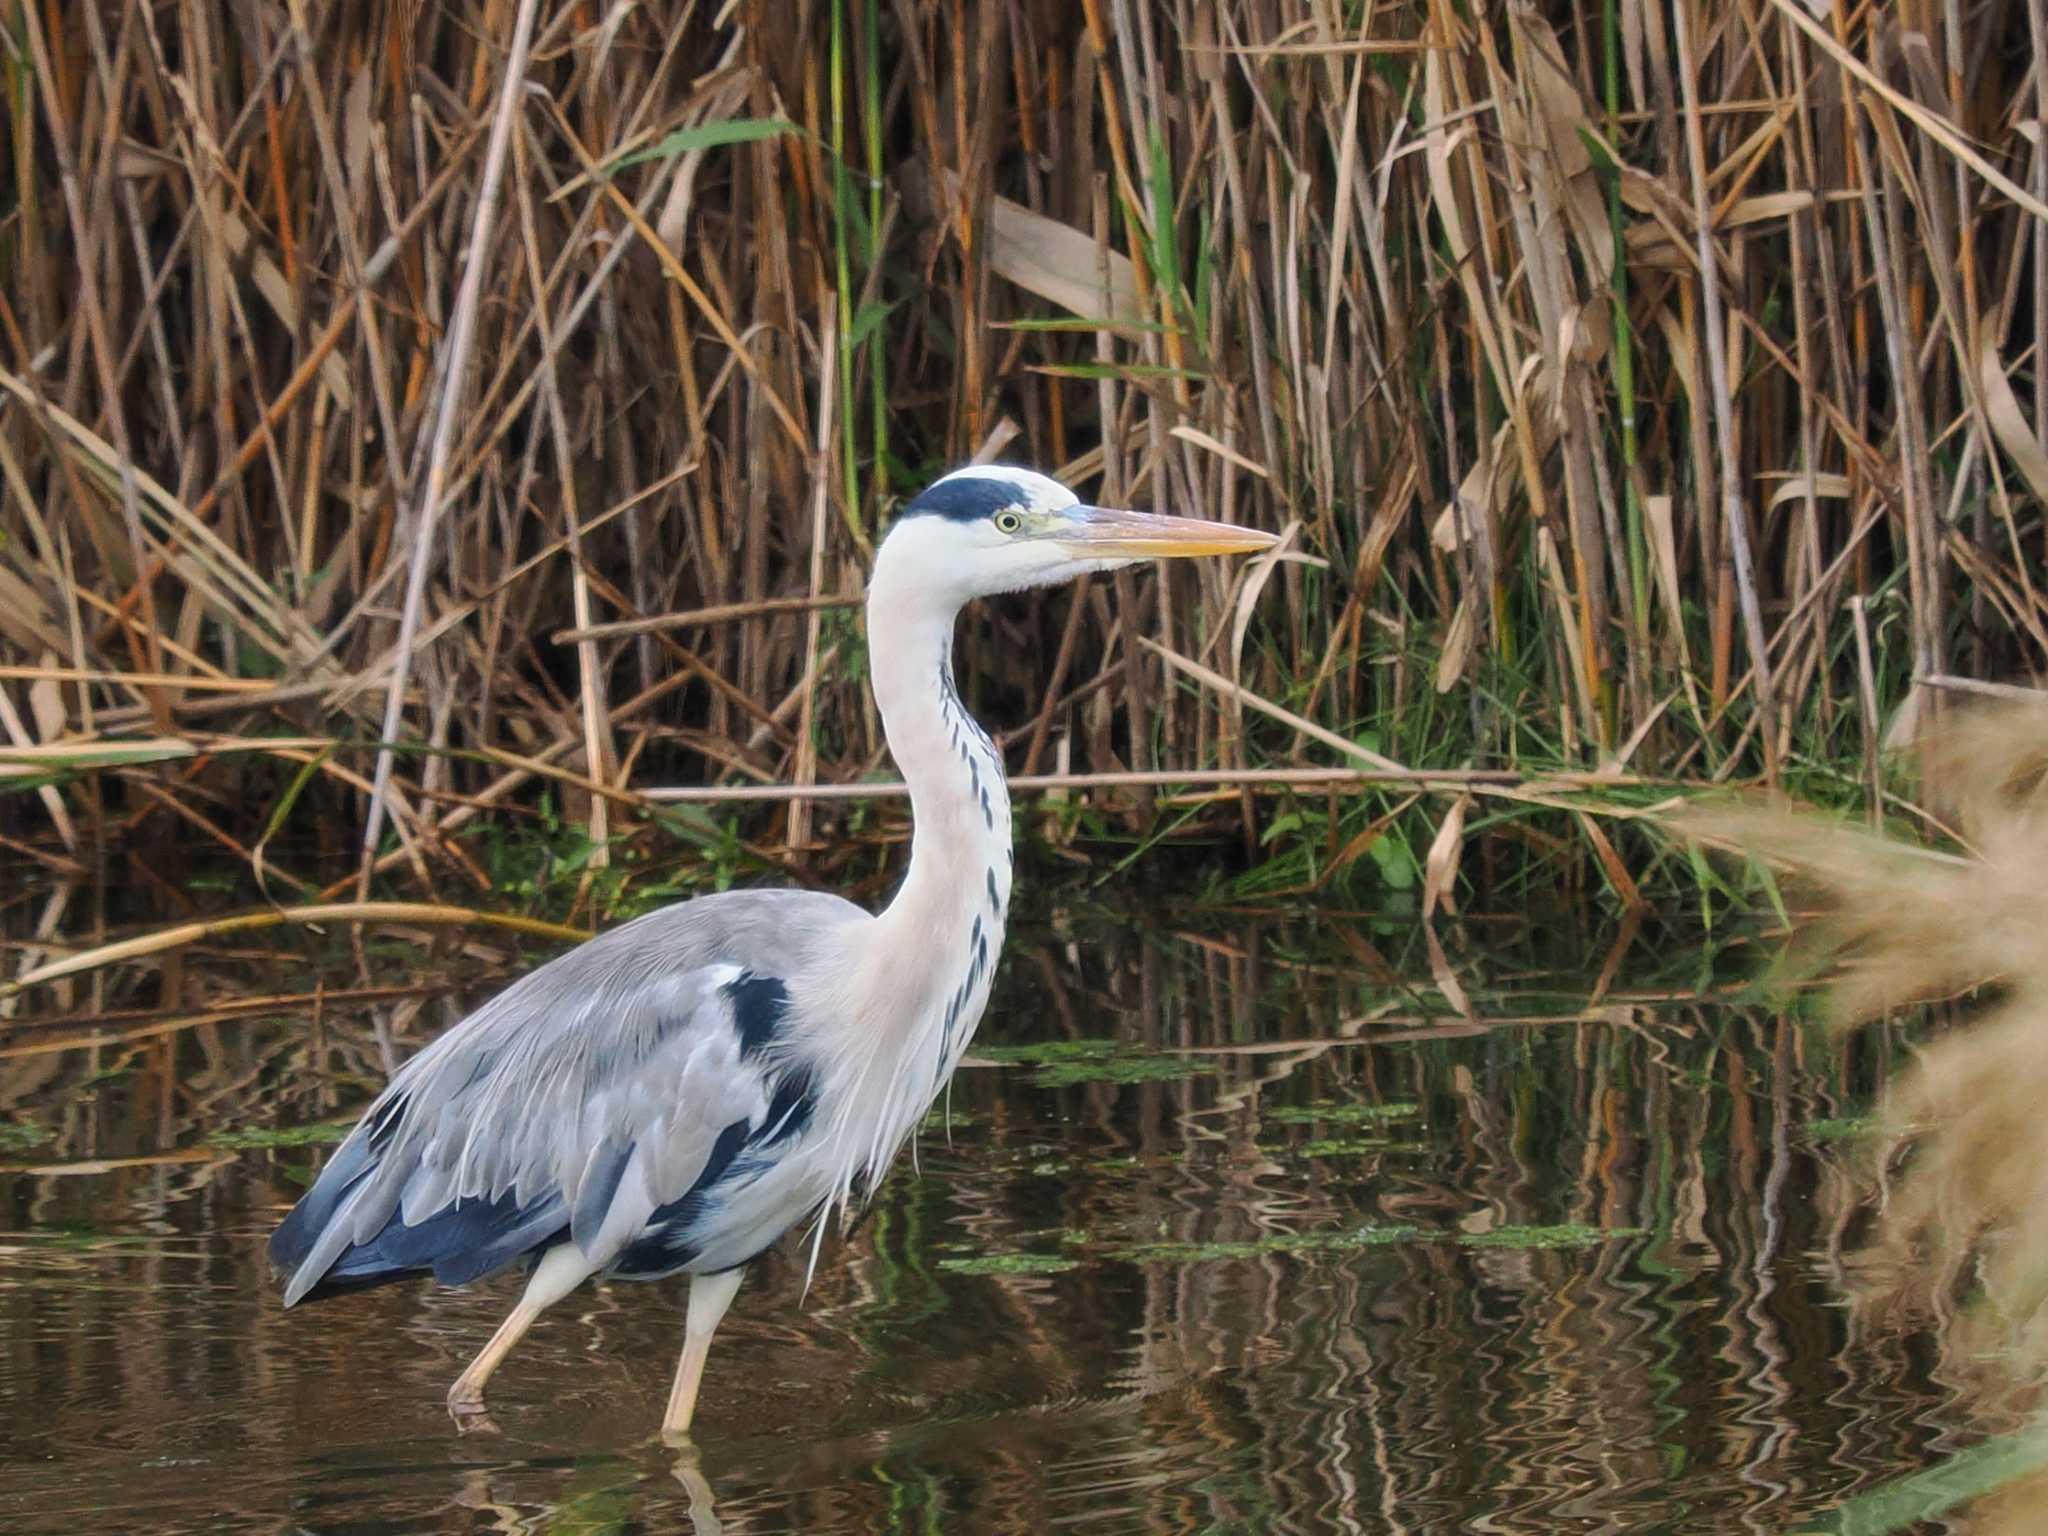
447,1242 -> 593,1416
661,1266 -> 745,1439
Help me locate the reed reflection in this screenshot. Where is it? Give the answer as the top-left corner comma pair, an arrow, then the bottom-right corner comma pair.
0,895 -> 1973,1532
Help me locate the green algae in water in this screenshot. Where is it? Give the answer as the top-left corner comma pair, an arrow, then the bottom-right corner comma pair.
0,1120 -> 55,1153
936,1252 -> 1081,1277
1292,1137 -> 1393,1158
990,1226 -> 1092,1248
1457,1223 -> 1646,1249
976,1038 -> 1121,1065
979,1037 -> 1211,1088
1112,1225 -> 1421,1263
1265,1101 -> 1420,1126
1088,1155 -> 1142,1172
1028,1054 -> 1210,1088
1805,1115 -> 1881,1142
207,1122 -> 352,1149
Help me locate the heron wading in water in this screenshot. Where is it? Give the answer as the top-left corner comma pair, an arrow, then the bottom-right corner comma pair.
269,465 -> 1275,1435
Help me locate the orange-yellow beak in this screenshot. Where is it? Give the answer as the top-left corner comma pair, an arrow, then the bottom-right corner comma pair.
1051,505 -> 1279,558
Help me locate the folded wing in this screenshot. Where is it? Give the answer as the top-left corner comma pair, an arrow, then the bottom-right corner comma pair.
270,955 -> 806,1305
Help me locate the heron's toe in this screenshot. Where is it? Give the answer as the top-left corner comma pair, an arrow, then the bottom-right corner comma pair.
446,1386 -> 500,1434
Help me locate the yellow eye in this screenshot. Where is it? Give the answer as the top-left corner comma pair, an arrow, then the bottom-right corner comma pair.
994,511 -> 1023,534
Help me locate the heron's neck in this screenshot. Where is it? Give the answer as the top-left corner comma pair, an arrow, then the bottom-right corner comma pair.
865,570 -> 1014,955
797,541 -> 1015,1217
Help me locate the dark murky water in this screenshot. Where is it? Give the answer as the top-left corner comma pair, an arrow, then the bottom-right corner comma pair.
0,890 -> 1990,1533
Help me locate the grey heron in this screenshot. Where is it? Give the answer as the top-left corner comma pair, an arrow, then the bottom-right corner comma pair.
268,464 -> 1275,1436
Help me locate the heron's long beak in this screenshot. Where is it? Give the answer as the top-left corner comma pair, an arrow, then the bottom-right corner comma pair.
1055,505 -> 1279,558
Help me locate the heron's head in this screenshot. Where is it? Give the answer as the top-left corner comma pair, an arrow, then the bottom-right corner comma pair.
876,465 -> 1277,607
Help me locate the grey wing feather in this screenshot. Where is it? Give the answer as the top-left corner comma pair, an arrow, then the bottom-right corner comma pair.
275,889 -> 863,1304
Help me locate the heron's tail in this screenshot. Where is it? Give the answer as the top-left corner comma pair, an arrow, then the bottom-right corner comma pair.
269,1099 -> 566,1304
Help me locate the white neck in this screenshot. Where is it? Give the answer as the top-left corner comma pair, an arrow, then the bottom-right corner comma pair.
800,538 -> 1016,1215
867,550 -> 1015,964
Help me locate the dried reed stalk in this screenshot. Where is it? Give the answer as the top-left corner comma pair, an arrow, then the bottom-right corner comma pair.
0,0 -> 2043,897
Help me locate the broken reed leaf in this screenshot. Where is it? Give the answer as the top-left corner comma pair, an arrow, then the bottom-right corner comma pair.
967,178 -> 1144,322
1976,312 -> 2048,507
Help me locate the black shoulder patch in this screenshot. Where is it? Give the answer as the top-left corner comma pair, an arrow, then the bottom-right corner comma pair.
691,1118 -> 753,1195
754,1064 -> 818,1149
903,476 -> 1030,522
724,972 -> 791,1060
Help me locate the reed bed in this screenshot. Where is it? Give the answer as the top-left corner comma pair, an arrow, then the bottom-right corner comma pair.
2,0 -> 2045,900
1674,706 -> 2048,1528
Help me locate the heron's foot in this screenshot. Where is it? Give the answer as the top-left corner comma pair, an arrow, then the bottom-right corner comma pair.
446,1382 -> 500,1434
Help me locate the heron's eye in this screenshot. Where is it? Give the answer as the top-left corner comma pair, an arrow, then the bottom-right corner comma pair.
993,511 -> 1023,534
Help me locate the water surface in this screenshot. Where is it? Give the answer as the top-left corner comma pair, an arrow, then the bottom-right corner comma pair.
0,892 -> 1981,1532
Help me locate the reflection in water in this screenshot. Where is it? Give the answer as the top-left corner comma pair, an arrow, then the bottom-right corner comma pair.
0,894 -> 1968,1532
